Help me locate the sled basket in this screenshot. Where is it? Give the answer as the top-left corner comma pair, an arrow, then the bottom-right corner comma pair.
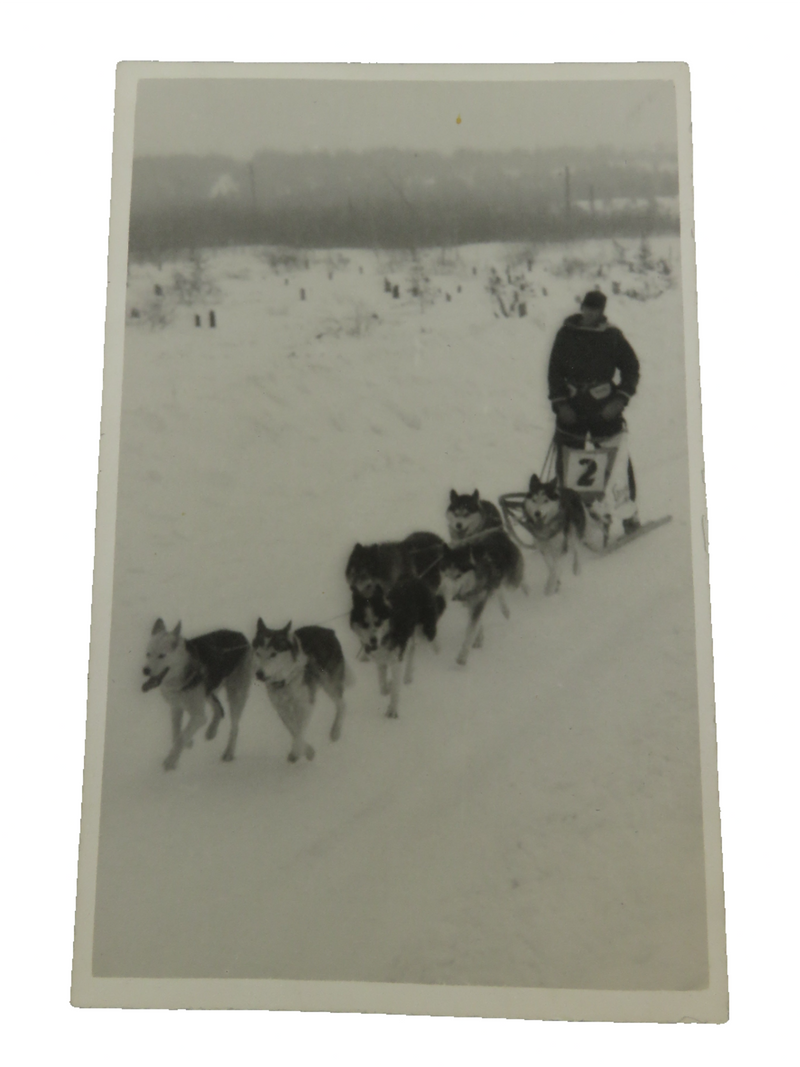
499,489 -> 673,555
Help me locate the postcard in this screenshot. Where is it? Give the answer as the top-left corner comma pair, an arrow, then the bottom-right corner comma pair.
72,62 -> 727,1022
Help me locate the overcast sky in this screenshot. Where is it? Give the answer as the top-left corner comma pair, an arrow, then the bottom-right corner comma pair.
133,77 -> 678,159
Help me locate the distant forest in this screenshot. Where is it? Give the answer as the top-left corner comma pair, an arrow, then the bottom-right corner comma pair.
128,147 -> 680,260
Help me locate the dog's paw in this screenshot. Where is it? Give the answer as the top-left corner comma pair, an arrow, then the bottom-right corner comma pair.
499,602 -> 510,620
163,754 -> 178,771
221,748 -> 235,762
205,724 -> 219,740
520,581 -> 530,596
305,744 -> 316,761
386,707 -> 399,719
287,752 -> 299,763
330,724 -> 341,742
456,652 -> 469,666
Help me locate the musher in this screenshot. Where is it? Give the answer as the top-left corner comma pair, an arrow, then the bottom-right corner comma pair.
547,290 -> 641,536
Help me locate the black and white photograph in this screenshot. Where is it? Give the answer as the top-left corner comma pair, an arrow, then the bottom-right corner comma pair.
71,62 -> 726,1021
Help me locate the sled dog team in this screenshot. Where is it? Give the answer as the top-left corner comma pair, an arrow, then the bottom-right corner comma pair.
142,479 -> 585,771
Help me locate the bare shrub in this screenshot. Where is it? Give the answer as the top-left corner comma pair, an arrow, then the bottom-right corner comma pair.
550,256 -> 589,279
256,246 -> 309,273
315,303 -> 380,340
407,262 -> 437,313
172,251 -> 220,305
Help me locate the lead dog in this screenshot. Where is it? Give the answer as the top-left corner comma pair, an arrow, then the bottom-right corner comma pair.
440,529 -> 525,665
252,619 -> 352,762
350,577 -> 444,718
141,619 -> 253,770
523,474 -> 586,595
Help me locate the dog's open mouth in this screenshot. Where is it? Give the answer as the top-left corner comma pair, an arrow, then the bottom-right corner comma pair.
255,669 -> 285,688
141,667 -> 169,692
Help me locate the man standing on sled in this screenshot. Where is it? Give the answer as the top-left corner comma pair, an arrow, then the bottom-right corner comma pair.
547,290 -> 641,541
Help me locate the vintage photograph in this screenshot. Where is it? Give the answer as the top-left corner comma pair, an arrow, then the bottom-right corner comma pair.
72,63 -> 726,1020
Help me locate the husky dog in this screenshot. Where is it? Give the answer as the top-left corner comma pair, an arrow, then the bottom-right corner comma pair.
141,619 -> 253,770
446,489 -> 503,542
350,577 -> 444,718
345,531 -> 445,599
523,474 -> 586,595
440,529 -> 525,666
252,619 -> 352,762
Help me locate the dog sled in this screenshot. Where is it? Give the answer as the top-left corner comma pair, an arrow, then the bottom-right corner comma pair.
499,433 -> 672,556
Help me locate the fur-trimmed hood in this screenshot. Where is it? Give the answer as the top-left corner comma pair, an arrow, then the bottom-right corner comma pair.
562,313 -> 609,332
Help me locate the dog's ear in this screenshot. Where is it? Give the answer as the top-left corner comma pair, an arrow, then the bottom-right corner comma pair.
152,618 -> 165,635
545,478 -> 559,497
528,474 -> 541,494
449,489 -> 458,505
281,621 -> 292,635
471,489 -> 480,504
255,617 -> 268,638
172,621 -> 182,638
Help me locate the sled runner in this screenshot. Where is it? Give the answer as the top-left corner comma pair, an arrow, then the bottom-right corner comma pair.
588,514 -> 672,555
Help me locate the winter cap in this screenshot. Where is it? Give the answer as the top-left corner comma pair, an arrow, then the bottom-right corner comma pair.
581,290 -> 607,310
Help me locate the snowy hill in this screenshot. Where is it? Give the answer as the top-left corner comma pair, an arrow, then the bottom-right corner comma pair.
93,237 -> 708,990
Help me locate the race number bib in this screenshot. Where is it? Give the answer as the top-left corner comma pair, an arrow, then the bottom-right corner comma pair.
562,448 -> 611,494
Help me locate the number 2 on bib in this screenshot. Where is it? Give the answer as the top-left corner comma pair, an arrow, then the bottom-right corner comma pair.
563,448 -> 609,493
577,458 -> 598,487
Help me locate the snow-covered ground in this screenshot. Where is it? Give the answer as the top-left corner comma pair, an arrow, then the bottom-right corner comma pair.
92,237 -> 708,990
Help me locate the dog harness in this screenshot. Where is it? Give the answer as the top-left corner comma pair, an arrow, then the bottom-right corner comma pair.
262,659 -> 306,692
530,514 -> 568,543
523,508 -> 572,554
179,663 -> 206,692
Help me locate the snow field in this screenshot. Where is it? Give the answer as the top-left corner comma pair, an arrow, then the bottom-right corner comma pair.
93,238 -> 707,990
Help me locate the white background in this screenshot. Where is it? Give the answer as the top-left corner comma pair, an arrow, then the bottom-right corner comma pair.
3,2 -> 796,1062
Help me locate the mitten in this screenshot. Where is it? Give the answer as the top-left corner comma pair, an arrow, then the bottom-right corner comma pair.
554,402 -> 578,426
600,395 -> 627,421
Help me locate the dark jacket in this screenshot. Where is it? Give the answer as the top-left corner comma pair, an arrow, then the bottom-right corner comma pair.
547,314 -> 640,439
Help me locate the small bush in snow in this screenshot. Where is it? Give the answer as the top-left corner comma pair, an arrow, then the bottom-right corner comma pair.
172,252 -> 220,306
